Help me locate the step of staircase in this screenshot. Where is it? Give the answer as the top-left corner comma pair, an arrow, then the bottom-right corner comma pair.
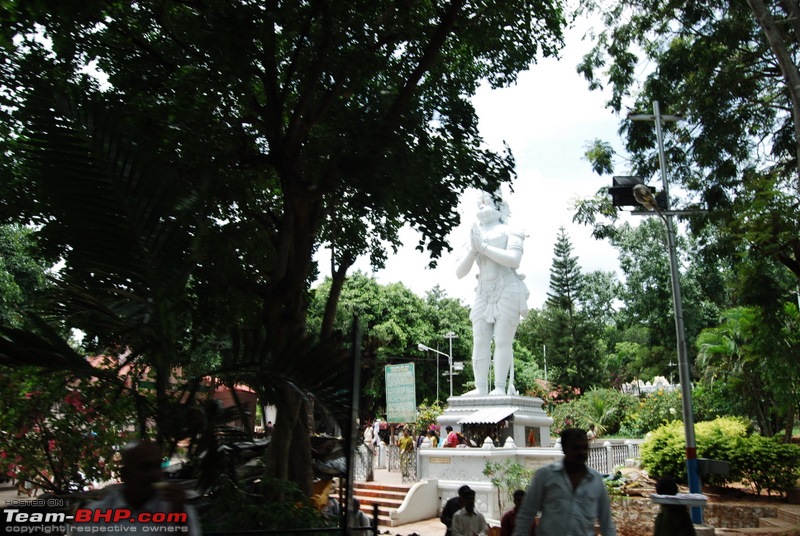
352,481 -> 411,527
754,504 -> 800,531
758,516 -> 794,529
776,504 -> 800,525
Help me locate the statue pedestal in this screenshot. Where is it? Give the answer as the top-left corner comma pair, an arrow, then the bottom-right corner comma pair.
436,394 -> 553,447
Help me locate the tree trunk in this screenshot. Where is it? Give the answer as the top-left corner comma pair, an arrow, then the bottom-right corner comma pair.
747,0 -> 800,189
784,405 -> 795,443
261,191 -> 328,494
321,252 -> 355,338
266,390 -> 315,496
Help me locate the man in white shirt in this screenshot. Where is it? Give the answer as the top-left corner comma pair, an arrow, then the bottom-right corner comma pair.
451,488 -> 487,536
512,428 -> 616,536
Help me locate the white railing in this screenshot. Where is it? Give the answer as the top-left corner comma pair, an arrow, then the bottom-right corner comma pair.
587,440 -> 642,474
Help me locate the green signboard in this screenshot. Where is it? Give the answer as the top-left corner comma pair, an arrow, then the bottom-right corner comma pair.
385,363 -> 416,423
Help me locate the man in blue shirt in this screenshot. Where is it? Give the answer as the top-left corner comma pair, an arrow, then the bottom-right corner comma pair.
512,428 -> 616,536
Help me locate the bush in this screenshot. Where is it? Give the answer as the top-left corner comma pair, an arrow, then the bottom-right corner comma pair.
639,416 -> 800,495
201,474 -> 330,532
619,389 -> 683,437
730,435 -> 800,497
692,382 -> 749,423
640,416 -> 748,485
548,388 -> 638,437
483,459 -> 535,513
640,421 -> 688,481
694,417 -> 749,485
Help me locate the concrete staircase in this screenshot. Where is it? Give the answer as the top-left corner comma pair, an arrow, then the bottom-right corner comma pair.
716,504 -> 800,534
352,480 -> 412,527
758,503 -> 800,531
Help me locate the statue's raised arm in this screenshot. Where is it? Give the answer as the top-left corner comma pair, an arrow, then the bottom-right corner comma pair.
457,191 -> 530,396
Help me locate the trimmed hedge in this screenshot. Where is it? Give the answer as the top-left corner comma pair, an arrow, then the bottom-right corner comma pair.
640,416 -> 800,496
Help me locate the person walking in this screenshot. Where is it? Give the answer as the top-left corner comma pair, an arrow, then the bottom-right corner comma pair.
586,424 -> 597,444
511,428 -> 616,536
363,423 -> 374,447
373,419 -> 381,449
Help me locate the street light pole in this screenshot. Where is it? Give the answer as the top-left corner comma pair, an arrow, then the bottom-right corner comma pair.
418,342 -> 456,399
444,332 -> 458,399
630,101 -> 702,523
434,345 -> 439,402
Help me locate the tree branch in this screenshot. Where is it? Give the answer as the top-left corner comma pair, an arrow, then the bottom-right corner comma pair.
385,0 -> 467,127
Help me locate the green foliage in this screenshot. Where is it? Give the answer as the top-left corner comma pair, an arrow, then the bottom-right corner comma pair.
546,226 -> 585,311
483,459 -> 534,513
640,421 -> 687,481
548,388 -> 636,437
0,224 -> 51,328
694,417 -> 750,486
308,274 -> 473,417
696,305 -> 800,437
200,474 -> 330,533
640,416 -> 749,485
416,401 -> 445,436
544,227 -> 604,392
620,389 -> 683,437
730,435 -> 800,497
692,382 -> 749,425
0,365 -> 136,493
575,387 -> 618,437
583,139 -> 616,176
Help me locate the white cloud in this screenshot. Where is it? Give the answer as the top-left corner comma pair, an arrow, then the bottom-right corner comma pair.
315,21 -> 634,308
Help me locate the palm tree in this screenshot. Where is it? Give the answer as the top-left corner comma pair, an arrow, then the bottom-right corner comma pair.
576,387 -> 617,437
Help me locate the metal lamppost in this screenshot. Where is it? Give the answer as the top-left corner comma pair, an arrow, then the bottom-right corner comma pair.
445,332 -> 458,398
419,332 -> 458,399
629,101 -> 703,523
418,343 -> 449,399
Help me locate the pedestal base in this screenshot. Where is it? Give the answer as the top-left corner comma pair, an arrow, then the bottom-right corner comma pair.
437,394 -> 553,447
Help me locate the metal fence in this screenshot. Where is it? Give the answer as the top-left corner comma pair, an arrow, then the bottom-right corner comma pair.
355,440 -> 640,484
386,445 -> 416,484
353,444 -> 373,482
587,440 -> 642,475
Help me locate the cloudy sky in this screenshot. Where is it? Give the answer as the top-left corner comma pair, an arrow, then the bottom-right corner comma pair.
317,19 -> 641,310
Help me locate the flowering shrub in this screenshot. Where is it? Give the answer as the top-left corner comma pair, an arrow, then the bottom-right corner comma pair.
415,401 -> 445,436
538,384 -> 582,435
619,389 -> 683,437
0,365 -> 136,493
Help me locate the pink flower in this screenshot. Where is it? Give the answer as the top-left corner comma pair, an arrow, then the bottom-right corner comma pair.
64,391 -> 85,411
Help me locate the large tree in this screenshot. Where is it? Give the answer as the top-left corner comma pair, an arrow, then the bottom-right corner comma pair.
544,227 -> 602,392
308,275 -> 472,416
696,304 -> 800,438
1,0 -> 567,493
577,0 -> 800,287
0,224 -> 50,328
